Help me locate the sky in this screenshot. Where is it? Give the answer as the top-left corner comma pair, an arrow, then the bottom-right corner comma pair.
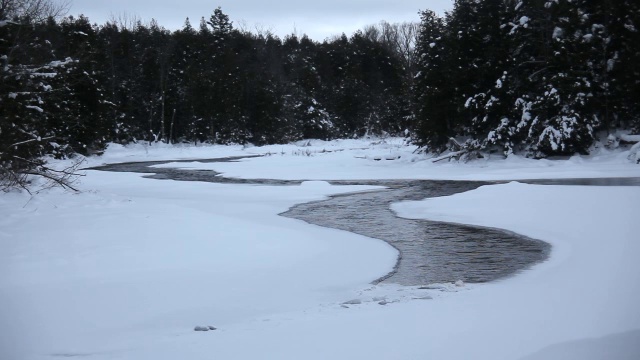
68,0 -> 453,41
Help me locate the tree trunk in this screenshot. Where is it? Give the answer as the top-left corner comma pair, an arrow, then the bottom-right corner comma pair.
148,107 -> 154,145
169,108 -> 176,144
160,91 -> 166,143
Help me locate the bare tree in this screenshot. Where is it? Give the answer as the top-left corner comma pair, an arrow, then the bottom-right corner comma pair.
107,12 -> 142,31
361,21 -> 419,77
1,0 -> 70,64
362,24 -> 380,42
0,0 -> 70,22
379,21 -> 418,70
396,22 -> 419,73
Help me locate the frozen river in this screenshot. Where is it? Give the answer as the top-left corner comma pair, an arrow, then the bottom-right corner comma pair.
92,157 -> 553,285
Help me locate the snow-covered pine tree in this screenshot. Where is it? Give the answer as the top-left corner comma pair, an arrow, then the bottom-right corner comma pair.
413,9 -> 450,151
1,4 -> 95,190
52,15 -> 110,155
580,0 -> 640,132
507,0 -> 599,156
165,18 -> 195,143
205,7 -> 251,144
462,0 -> 518,155
282,34 -> 335,140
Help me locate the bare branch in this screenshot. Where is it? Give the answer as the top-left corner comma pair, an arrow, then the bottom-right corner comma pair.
1,155 -> 84,193
9,135 -> 54,148
108,12 -> 142,31
1,0 -> 70,23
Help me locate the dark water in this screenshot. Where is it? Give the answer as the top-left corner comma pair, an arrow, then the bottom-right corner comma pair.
523,177 -> 640,186
88,156 -> 298,185
90,157 -> 636,286
281,180 -> 549,285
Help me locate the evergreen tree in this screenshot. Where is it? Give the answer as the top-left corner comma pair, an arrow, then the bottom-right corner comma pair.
580,0 -> 640,131
282,34 -> 335,140
4,0 -> 640,191
168,18 -> 200,143
413,9 -> 450,151
413,0 -> 638,157
1,11 -> 101,189
505,0 -> 598,156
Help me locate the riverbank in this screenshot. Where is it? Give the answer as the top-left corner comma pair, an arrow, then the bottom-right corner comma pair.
392,182 -> 640,359
1,138 -> 639,359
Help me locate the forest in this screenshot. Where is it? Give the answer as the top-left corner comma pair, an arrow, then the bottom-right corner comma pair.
1,0 -> 639,188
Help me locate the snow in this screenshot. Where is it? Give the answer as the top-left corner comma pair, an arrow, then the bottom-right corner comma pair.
0,172 -> 394,359
620,134 -> 640,143
48,58 -> 76,67
25,105 -> 44,113
624,24 -> 637,32
552,26 -> 564,39
392,182 -> 640,359
1,138 -> 639,359
629,142 -> 640,163
143,138 -> 640,181
29,72 -> 58,78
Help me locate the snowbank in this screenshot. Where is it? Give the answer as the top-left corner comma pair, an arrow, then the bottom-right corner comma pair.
391,182 -> 640,359
2,139 -> 639,359
0,171 -> 395,359
143,138 -> 640,181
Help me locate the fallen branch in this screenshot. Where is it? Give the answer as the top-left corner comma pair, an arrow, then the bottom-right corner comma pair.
447,137 -> 462,151
9,135 -> 55,148
432,138 -> 483,163
23,167 -> 81,192
432,150 -> 466,163
1,156 -> 84,193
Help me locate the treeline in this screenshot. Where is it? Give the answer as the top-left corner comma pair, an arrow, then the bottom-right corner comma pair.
1,7 -> 414,167
1,1 -> 640,189
415,0 -> 640,157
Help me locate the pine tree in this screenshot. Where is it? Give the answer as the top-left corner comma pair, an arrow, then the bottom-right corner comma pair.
168,18 -> 200,143
208,7 -> 232,38
52,15 -> 110,155
580,0 -> 640,131
1,12 -> 95,189
282,34 -> 335,140
504,0 -> 598,156
413,9 -> 450,151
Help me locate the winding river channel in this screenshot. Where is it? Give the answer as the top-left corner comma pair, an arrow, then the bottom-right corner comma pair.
93,156 -> 638,286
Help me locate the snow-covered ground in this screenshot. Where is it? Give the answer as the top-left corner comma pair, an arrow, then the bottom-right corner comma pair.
1,138 -> 639,360
141,138 -> 639,181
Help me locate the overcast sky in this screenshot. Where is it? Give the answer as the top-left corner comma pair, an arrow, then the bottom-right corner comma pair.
69,0 -> 453,41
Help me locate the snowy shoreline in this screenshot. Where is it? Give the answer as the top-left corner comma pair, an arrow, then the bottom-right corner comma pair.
91,156 -> 552,286
2,138 -> 639,360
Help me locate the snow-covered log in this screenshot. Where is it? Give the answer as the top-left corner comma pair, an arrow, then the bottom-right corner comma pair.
606,134 -> 640,150
432,138 -> 484,163
432,151 -> 466,163
619,134 -> 640,144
